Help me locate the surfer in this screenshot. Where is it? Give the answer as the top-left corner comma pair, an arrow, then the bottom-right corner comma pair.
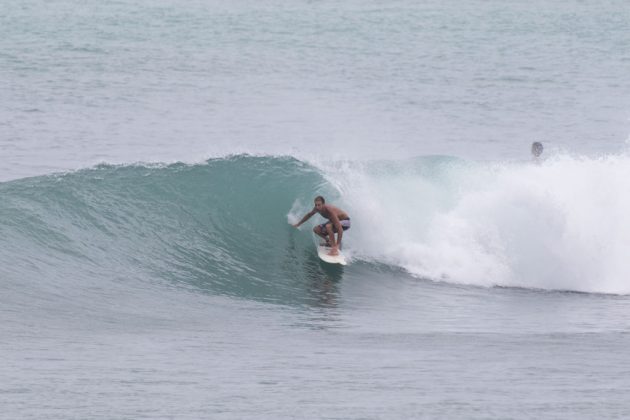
292,196 -> 350,256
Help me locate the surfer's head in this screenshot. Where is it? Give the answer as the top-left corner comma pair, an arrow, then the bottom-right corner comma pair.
531,142 -> 543,157
314,196 -> 325,211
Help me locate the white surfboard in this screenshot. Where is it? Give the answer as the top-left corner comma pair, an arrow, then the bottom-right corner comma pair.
316,243 -> 347,265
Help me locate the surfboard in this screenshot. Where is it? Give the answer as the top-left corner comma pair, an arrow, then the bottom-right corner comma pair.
316,243 -> 347,265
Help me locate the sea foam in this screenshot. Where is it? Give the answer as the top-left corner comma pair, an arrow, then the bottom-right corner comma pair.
318,153 -> 630,294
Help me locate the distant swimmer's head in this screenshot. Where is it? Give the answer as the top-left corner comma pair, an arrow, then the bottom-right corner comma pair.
531,142 -> 544,158
314,196 -> 325,211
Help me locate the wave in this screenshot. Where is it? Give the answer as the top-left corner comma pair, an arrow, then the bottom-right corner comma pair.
1,153 -> 629,298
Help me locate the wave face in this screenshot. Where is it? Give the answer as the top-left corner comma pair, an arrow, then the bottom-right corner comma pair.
2,154 -> 630,298
0,156 -> 336,306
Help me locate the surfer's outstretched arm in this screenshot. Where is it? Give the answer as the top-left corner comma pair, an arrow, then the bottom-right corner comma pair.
292,208 -> 316,228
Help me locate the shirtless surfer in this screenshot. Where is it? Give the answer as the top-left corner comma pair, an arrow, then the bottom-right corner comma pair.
292,196 -> 350,256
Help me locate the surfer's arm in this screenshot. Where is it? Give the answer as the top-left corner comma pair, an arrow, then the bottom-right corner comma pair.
293,209 -> 316,228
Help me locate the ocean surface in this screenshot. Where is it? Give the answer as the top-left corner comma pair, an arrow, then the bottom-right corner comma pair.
2,0 -> 630,418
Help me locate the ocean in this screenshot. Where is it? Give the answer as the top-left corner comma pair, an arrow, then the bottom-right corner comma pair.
2,0 -> 630,418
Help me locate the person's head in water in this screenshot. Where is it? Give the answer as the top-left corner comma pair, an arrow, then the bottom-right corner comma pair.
314,196 -> 325,211
531,142 -> 544,158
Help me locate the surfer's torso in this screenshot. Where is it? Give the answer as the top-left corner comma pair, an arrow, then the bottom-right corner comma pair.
317,204 -> 349,221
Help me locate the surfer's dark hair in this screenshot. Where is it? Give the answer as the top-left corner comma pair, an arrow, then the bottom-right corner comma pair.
531,141 -> 544,157
314,196 -> 325,204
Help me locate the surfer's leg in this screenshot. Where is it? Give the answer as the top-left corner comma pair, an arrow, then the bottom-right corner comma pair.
324,223 -> 340,255
325,223 -> 336,246
313,225 -> 330,245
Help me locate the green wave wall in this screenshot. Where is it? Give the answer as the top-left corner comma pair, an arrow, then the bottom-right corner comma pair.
0,155 -> 349,306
